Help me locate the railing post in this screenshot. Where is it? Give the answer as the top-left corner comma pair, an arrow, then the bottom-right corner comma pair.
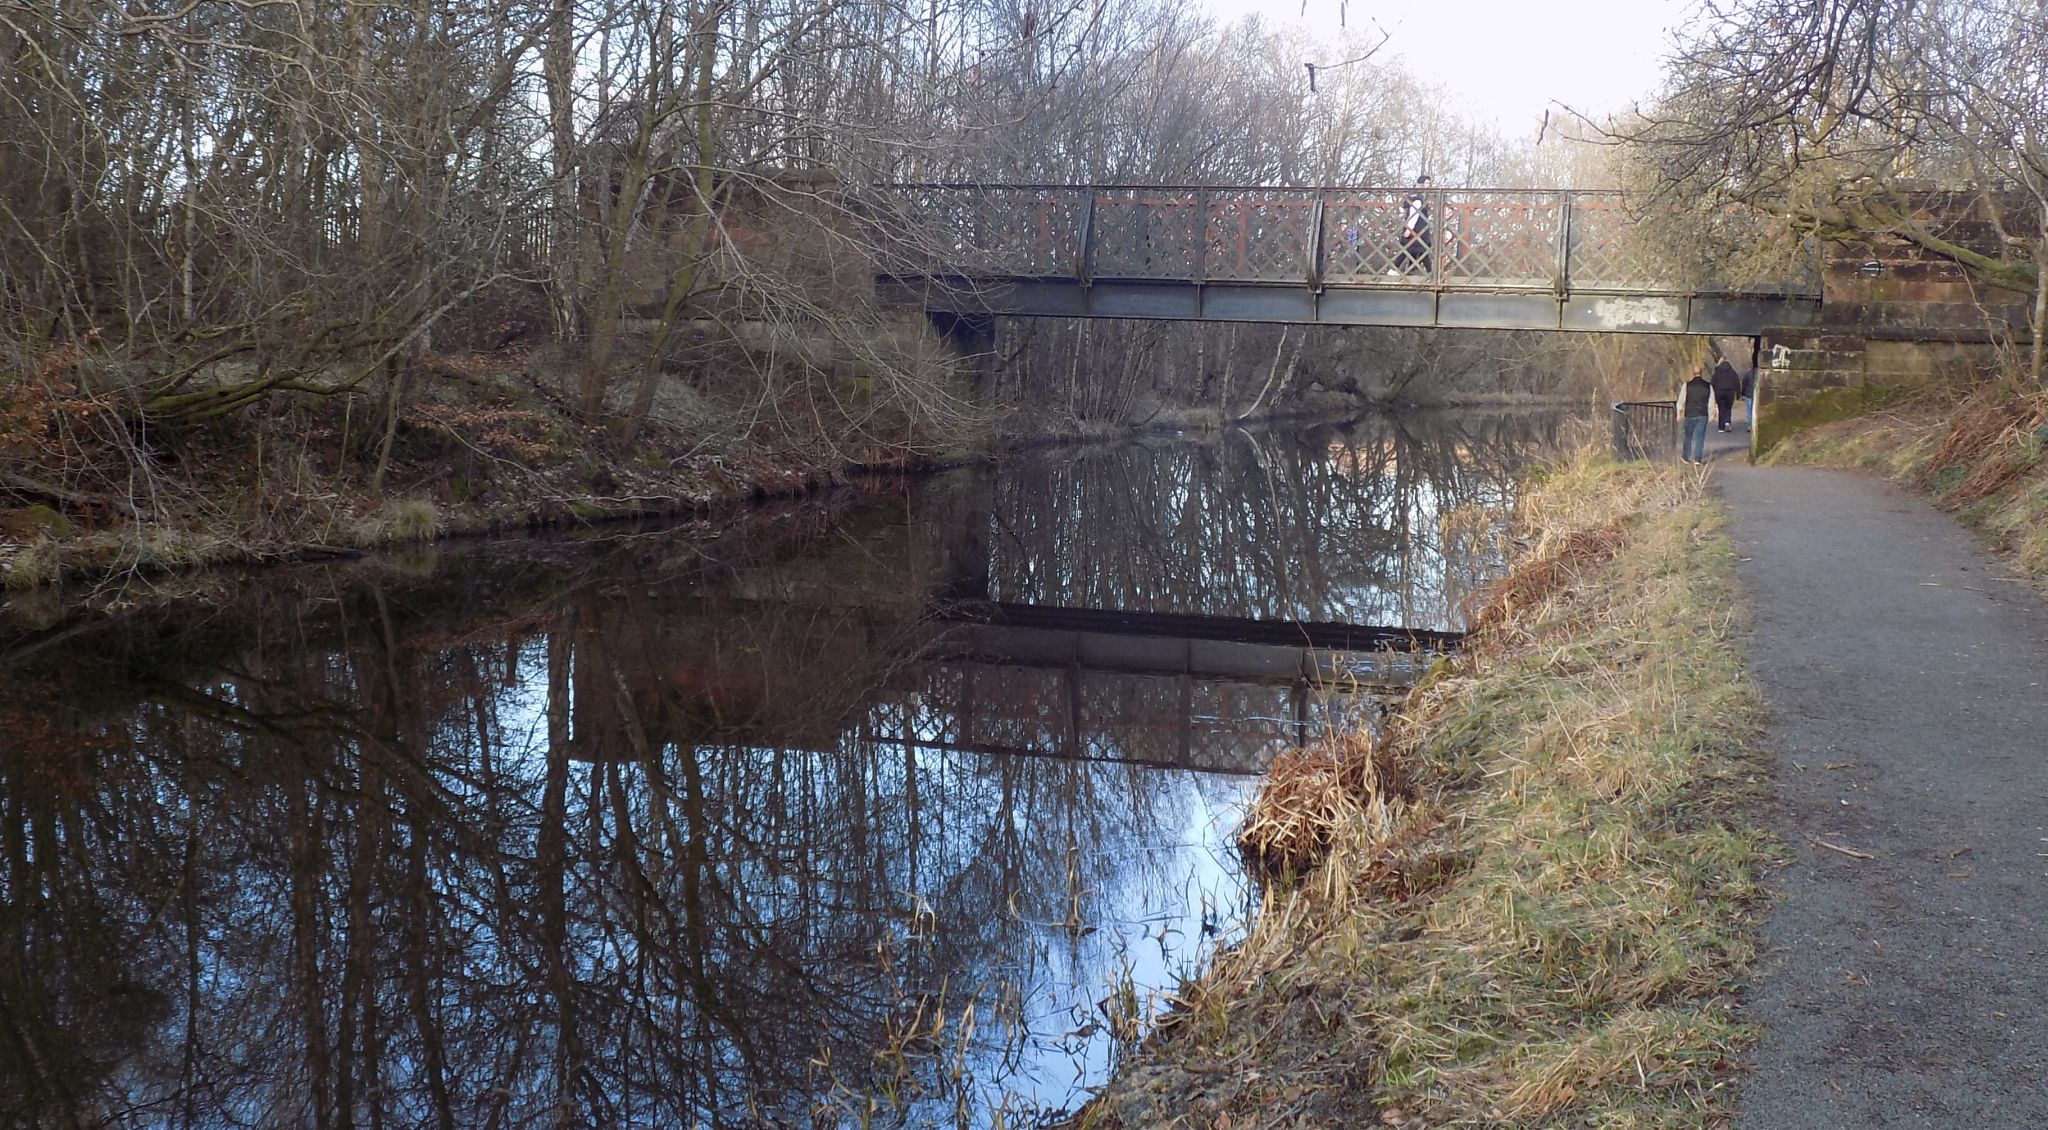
1308,193 -> 1327,290
1194,187 -> 1210,283
1430,186 -> 1444,288
1076,187 -> 1096,286
1555,191 -> 1573,294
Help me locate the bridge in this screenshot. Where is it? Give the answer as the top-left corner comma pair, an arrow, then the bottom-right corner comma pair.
875,185 -> 1822,336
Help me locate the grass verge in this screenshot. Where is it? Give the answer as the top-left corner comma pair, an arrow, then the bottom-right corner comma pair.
1084,452 -> 1772,1129
1763,382 -> 2048,590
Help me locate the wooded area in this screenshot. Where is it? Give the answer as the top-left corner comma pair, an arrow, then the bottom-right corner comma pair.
38,0 -> 2022,582
0,0 -> 1636,581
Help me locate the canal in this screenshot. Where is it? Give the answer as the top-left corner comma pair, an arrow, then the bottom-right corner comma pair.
0,410 -> 1571,1127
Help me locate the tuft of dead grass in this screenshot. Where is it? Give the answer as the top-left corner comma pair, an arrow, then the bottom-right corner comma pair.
1463,521 -> 1627,638
1084,449 -> 1771,1129
1238,729 -> 1410,873
1916,387 -> 2046,506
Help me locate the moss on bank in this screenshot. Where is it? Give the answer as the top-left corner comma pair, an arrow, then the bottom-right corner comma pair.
1084,454 -> 1772,1128
1764,383 -> 2048,591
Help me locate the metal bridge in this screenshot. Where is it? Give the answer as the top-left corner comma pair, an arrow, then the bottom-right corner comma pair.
875,185 -> 1822,335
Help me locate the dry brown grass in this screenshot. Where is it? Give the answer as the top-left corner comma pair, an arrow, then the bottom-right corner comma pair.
1917,387 -> 2047,507
1239,462 -> 1667,881
1463,522 -> 1628,638
1238,729 -> 1411,874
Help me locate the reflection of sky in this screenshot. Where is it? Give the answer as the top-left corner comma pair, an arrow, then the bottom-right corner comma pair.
458,633 -> 1359,1122
994,770 -> 1254,1112
836,680 -> 1266,1118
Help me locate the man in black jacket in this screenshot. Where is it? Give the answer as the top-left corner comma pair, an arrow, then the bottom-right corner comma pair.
1682,365 -> 1713,464
1710,358 -> 1741,432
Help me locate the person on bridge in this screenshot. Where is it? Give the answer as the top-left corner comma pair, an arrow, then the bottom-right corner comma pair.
1682,365 -> 1713,465
1400,174 -> 1433,275
1710,357 -> 1741,432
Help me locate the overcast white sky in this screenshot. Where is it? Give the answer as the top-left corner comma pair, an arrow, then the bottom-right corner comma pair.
1203,0 -> 1701,137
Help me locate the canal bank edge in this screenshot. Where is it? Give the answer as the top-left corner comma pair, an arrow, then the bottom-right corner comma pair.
1078,454 -> 1774,1128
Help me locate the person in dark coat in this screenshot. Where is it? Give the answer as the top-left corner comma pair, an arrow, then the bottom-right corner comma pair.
1399,174 -> 1433,275
1681,365 -> 1713,465
1710,358 -> 1741,431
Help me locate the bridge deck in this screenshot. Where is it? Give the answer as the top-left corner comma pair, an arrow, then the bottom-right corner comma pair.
877,185 -> 1821,335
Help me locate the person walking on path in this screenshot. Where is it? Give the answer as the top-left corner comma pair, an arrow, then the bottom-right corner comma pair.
1740,365 -> 1758,429
1681,365 -> 1712,464
1399,174 -> 1432,276
1711,357 -> 1741,432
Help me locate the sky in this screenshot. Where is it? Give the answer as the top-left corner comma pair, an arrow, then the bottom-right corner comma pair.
1202,0 -> 1701,138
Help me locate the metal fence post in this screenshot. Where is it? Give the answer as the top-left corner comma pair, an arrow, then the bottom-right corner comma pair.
1308,193 -> 1327,290
1555,191 -> 1573,294
1076,187 -> 1096,285
1430,186 -> 1444,287
1611,400 -> 1679,462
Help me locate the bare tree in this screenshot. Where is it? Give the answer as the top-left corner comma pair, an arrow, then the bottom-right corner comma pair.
1623,0 -> 2046,376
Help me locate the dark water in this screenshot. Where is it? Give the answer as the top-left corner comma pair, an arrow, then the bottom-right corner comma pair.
0,412 -> 1569,1128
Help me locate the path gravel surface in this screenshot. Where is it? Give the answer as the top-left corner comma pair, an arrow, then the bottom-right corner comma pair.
1711,435 -> 2048,1128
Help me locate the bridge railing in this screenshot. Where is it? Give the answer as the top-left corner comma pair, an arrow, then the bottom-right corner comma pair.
873,185 -> 1819,297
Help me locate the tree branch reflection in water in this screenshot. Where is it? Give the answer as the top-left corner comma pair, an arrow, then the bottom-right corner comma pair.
0,411 -> 1564,1126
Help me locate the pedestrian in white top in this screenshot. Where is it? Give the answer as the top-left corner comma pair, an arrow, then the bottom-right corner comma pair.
1400,174 -> 1433,276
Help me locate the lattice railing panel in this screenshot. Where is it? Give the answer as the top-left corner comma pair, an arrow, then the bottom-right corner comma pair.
1090,189 -> 1203,279
881,186 -> 1086,277
1203,190 -> 1318,282
965,666 -> 1076,750
1321,193 -> 1414,282
1566,196 -> 1681,292
877,185 -> 1821,297
1568,198 -> 1820,294
1440,192 -> 1564,287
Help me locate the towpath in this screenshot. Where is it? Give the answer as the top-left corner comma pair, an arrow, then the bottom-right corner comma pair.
1704,429 -> 2048,1126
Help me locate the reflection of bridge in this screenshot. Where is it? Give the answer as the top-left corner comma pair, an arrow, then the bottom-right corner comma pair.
910,606 -> 1454,775
876,185 -> 1821,334
566,596 -> 1455,776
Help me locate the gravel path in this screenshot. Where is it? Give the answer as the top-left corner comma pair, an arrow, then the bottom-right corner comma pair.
1713,441 -> 2048,1127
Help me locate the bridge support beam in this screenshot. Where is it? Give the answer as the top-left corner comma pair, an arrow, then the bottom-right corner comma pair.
883,276 -> 1821,336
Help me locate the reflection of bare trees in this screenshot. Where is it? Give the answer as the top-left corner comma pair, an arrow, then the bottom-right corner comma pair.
980,413 -> 1556,632
0,564 -> 1212,1125
0,417 -> 1553,1125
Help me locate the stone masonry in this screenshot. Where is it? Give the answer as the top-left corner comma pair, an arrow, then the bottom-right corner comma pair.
1759,190 -> 2037,400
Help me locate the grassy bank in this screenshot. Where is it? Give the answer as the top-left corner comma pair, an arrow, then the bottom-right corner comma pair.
1763,382 -> 2048,590
1086,454 -> 1771,1128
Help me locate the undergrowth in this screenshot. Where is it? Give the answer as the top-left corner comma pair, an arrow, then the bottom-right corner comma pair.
1086,452 -> 1772,1129
1765,381 -> 2048,589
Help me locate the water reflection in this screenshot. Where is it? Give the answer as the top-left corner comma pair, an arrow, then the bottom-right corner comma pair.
0,412 -> 1563,1127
